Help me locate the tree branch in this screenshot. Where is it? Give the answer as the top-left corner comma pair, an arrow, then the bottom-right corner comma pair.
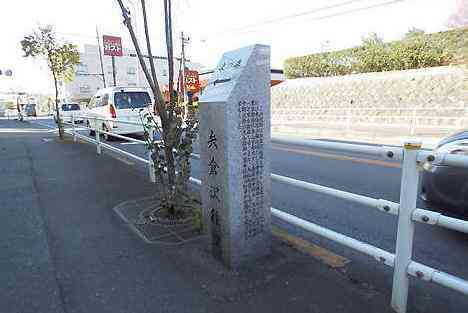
115,1 -> 154,89
140,0 -> 161,114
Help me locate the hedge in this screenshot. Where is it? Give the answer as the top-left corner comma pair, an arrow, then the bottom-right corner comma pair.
284,27 -> 468,79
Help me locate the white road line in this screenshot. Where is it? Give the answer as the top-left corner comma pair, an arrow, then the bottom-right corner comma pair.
120,142 -> 145,145
29,120 -> 57,130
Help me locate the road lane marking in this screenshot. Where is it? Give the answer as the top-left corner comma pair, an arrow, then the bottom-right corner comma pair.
273,226 -> 350,268
272,143 -> 400,169
0,128 -> 53,133
28,120 -> 58,130
120,142 -> 145,145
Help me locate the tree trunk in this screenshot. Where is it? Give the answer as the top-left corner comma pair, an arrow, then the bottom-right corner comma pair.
53,74 -> 64,139
116,0 -> 197,217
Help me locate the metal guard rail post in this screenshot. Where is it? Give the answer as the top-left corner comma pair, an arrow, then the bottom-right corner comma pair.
391,140 -> 421,313
181,138 -> 468,306
270,137 -> 468,313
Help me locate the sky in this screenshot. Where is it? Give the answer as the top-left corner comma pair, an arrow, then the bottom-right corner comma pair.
0,0 -> 459,93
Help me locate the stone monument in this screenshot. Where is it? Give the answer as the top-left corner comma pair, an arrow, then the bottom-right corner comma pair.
199,44 -> 272,268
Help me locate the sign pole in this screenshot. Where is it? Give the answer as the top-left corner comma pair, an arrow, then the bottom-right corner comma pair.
181,32 -> 187,102
112,55 -> 117,87
96,26 -> 107,88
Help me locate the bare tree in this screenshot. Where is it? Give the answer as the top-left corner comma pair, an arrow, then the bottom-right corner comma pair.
116,0 -> 198,218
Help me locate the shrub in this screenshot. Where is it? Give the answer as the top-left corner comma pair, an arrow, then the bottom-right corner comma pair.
390,32 -> 451,70
354,33 -> 393,73
284,28 -> 466,78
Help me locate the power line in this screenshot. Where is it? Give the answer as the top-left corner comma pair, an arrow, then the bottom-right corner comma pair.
301,0 -> 405,24
203,0 -> 405,39
219,0 -> 371,33
56,32 -> 96,39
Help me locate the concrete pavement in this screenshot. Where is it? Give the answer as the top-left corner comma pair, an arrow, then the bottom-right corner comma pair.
0,121 -> 64,313
0,119 -> 398,313
17,117 -> 468,312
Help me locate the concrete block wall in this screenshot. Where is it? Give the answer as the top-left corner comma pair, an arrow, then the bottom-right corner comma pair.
272,66 -> 468,139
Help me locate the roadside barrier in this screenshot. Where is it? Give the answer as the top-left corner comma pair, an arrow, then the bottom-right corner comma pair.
60,113 -> 468,313
273,106 -> 468,135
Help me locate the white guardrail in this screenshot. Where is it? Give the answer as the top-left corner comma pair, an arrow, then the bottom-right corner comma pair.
273,106 -> 468,134
59,114 -> 468,313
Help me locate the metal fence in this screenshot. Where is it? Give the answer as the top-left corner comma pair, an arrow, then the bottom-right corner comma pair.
273,106 -> 468,135
271,137 -> 468,313
57,113 -> 468,313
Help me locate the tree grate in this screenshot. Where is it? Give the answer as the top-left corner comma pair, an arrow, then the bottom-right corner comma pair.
113,196 -> 203,245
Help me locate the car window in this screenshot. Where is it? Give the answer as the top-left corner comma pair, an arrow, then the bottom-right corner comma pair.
95,96 -> 102,107
61,104 -> 80,111
88,97 -> 96,108
102,94 -> 109,106
114,92 -> 151,109
438,131 -> 468,147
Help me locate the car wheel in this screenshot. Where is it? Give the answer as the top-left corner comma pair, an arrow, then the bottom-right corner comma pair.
420,191 -> 428,202
102,124 -> 112,141
419,185 -> 433,203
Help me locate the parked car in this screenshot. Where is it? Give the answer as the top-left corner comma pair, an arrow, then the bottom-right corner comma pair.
24,103 -> 37,117
85,87 -> 153,140
421,130 -> 468,218
0,101 -> 5,117
56,103 -> 83,123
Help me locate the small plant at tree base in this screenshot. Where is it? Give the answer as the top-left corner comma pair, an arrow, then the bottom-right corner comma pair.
21,25 -> 80,139
139,104 -> 199,219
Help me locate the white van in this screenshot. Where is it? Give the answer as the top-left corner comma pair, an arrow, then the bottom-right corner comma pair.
85,87 -> 153,139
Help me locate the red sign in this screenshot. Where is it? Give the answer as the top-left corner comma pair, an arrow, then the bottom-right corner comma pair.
184,70 -> 200,93
103,35 -> 123,57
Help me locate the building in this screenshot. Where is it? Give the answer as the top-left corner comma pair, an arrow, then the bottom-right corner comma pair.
65,44 -> 202,103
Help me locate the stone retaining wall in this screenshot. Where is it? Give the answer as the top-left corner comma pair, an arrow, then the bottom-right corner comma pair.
272,66 -> 468,139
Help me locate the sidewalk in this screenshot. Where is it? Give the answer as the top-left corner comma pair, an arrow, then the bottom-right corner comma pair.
0,119 -> 394,313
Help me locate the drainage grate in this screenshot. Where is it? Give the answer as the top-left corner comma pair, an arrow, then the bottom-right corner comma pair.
113,196 -> 203,245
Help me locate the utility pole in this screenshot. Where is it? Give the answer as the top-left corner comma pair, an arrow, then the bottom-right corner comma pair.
95,26 -> 107,88
126,0 -> 140,87
111,56 -> 117,86
180,31 -> 189,102
164,0 -> 175,108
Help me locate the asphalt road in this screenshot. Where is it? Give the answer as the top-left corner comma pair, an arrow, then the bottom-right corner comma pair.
29,116 -> 468,312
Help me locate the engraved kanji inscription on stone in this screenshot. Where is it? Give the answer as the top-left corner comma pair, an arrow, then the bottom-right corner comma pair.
208,156 -> 220,176
239,99 -> 265,239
